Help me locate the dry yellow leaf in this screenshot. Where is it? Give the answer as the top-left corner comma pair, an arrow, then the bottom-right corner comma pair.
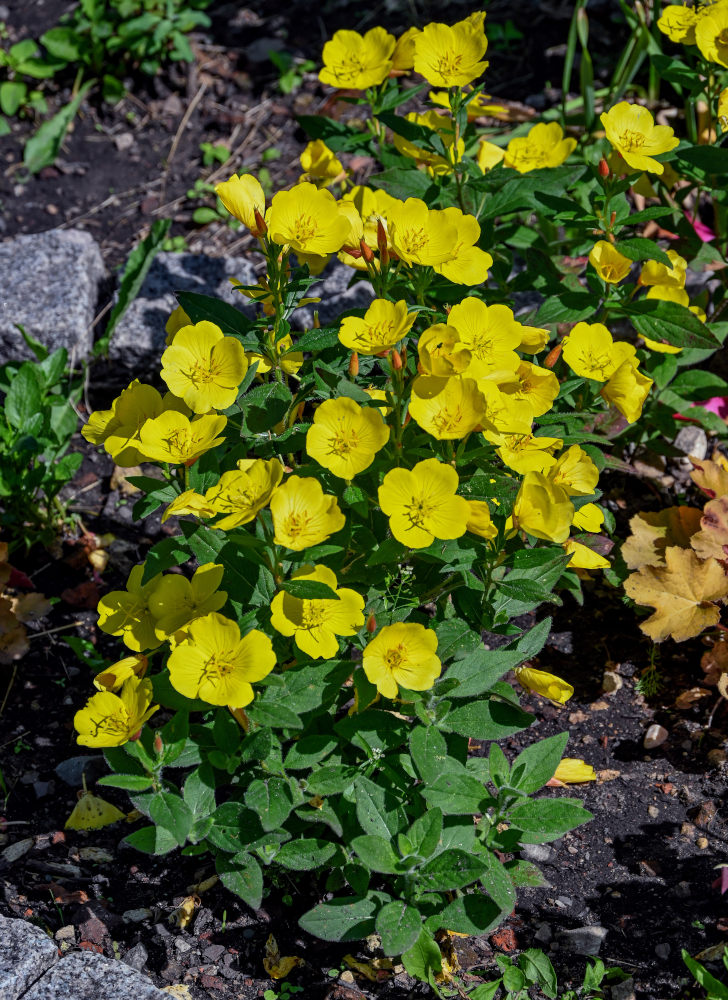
186,874 -> 218,895
622,507 -> 702,570
691,497 -> 728,562
343,954 -> 394,982
624,546 -> 728,642
65,791 -> 125,830
263,934 -> 304,980
162,987 -> 193,999
169,895 -> 199,929
674,687 -> 712,709
691,453 -> 728,498
111,465 -> 142,496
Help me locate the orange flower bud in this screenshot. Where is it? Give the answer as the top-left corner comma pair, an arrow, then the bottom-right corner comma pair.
253,208 -> 268,236
598,157 -> 610,178
366,613 -> 376,633
391,348 -> 403,370
154,733 -> 163,755
543,343 -> 563,369
360,238 -> 375,264
348,351 -> 359,377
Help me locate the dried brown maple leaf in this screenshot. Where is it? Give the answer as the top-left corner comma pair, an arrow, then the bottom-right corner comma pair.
691,453 -> 728,498
691,496 -> 728,562
624,546 -> 728,642
622,507 -> 702,570
701,638 -> 728,684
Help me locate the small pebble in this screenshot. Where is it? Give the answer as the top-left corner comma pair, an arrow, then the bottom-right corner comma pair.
697,836 -> 709,849
647,805 -> 659,819
655,943 -> 671,959
602,670 -> 623,694
55,925 -> 75,941
340,971 -> 355,984
644,724 -> 668,749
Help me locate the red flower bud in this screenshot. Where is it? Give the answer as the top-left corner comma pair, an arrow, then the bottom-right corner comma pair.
598,157 -> 610,178
348,351 -> 359,377
366,613 -> 376,633
253,208 -> 268,236
543,343 -> 563,369
360,239 -> 375,264
154,733 -> 163,755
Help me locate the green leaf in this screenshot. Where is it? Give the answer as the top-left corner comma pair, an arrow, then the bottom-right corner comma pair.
351,834 -> 401,874
183,764 -> 216,816
24,80 -> 94,174
40,26 -> 82,62
124,825 -> 178,855
4,364 -> 43,430
621,299 -> 719,350
335,710 -> 409,755
245,778 -> 294,832
243,381 -> 293,433
409,726 -> 451,784
510,732 -> 569,794
149,791 -> 193,846
207,801 -> 262,853
520,949 -> 558,999
418,849 -> 489,892
354,775 -> 406,838
283,735 -> 338,770
279,578 -> 339,600
422,772 -> 487,815
247,701 -> 303,730
176,291 -> 254,340
15,323 -> 49,361
434,618 -> 482,661
441,699 -> 534,740
140,535 -> 191,584
96,218 -> 170,356
96,774 -> 154,791
613,238 -> 672,266
298,893 -> 388,942
479,852 -> 516,912
305,764 -> 359,796
275,838 -> 340,871
376,900 -> 422,956
402,928 -> 442,982
216,852 -> 263,910
509,798 -> 592,844
0,81 -> 26,116
407,808 -> 443,859
289,326 -> 340,352
296,114 -> 372,153
368,166 -> 434,201
675,143 -> 728,176
434,893 -> 503,936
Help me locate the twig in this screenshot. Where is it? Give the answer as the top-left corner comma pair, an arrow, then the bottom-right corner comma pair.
0,665 -> 18,717
159,82 -> 208,207
28,621 -> 84,640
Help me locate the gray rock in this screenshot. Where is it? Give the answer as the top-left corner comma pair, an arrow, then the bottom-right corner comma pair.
22,951 -> 168,1000
107,252 -> 258,370
0,229 -> 105,363
674,425 -> 708,464
654,942 -> 671,959
558,925 -> 608,956
610,979 -> 636,1000
54,755 -> 106,787
122,943 -> 149,972
520,843 -> 554,864
0,912 -> 57,1000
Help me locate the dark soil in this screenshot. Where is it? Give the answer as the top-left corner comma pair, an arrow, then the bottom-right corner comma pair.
2,2 -> 727,999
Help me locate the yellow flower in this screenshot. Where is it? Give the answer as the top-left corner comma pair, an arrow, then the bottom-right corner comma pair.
431,88 -> 507,120
82,380 -> 171,468
319,27 -> 395,89
433,208 -> 493,285
516,323 -> 550,355
418,324 -> 471,377
165,305 -> 192,345
447,298 -> 521,382
167,612 -> 275,708
388,198 -> 458,267
93,654 -> 148,692
138,411 -> 227,466
204,458 -> 284,530
392,26 -> 419,71
572,503 -> 604,533
362,623 -> 441,698
719,86 -> 728,129
504,122 -> 576,173
149,563 -> 227,639
247,335 -> 303,377
215,173 -> 266,232
476,139 -> 506,173
553,757 -> 597,782
600,102 -> 679,174
600,358 -> 653,423
306,397 -> 389,479
299,139 -> 345,186
477,381 -> 533,435
270,476 -> 345,550
589,241 -> 632,284
97,564 -> 163,652
499,361 -> 560,418
549,445 -> 599,497
74,676 -> 158,747
514,665 -> 574,704
658,4 -> 698,44
412,17 -> 488,87
161,490 -> 216,524
562,322 -> 636,382
268,183 -> 350,257
696,2 -> 728,66
270,565 -> 364,659
484,431 -> 561,475
394,110 -> 464,176
408,375 -> 487,440
338,186 -> 400,268
564,539 -> 610,570
378,458 -> 470,548
639,249 -> 687,289
160,321 -> 247,414
338,299 -> 416,354
513,472 -> 574,543
466,499 -> 498,541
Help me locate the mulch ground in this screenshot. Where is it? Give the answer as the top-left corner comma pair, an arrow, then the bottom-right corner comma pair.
1,2 -> 727,998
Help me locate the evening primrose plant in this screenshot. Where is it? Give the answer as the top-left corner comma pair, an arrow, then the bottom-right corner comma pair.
71,7 -> 728,982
